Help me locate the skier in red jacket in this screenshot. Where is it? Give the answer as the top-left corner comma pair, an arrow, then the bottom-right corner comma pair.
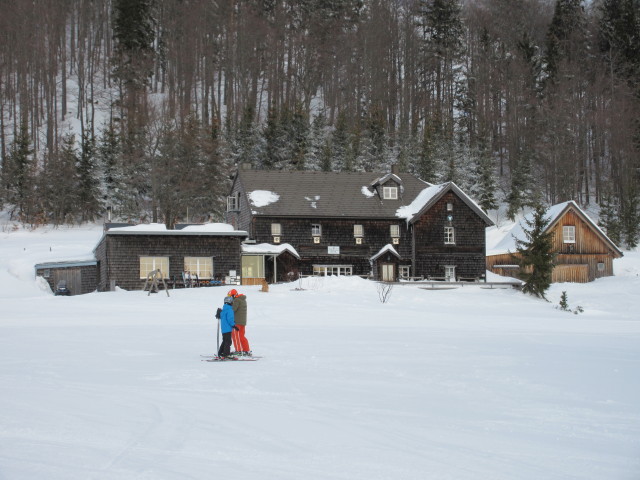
228,288 -> 251,356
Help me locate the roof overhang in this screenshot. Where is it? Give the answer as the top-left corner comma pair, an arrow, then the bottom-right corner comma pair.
546,202 -> 624,257
371,244 -> 401,262
35,260 -> 97,270
241,243 -> 301,259
405,182 -> 494,227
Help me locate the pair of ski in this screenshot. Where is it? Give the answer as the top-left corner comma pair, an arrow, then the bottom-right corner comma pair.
201,354 -> 260,362
211,312 -> 260,362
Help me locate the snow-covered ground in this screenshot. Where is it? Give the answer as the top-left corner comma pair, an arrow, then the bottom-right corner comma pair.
1,223 -> 639,480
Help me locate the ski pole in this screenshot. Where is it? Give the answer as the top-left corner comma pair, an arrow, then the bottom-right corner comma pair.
217,315 -> 220,356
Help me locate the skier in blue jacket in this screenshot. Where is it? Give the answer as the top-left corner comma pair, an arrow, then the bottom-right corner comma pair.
218,295 -> 237,358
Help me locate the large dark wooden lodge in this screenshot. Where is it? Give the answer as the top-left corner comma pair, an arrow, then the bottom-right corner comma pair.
226,167 -> 494,283
35,168 -> 495,295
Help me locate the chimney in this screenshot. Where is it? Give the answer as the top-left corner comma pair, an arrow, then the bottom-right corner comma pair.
391,164 -> 399,175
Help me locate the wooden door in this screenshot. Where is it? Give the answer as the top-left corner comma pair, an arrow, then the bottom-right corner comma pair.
53,268 -> 82,295
381,263 -> 395,282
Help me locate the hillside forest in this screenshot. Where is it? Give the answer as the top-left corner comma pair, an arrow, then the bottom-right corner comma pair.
0,0 -> 639,247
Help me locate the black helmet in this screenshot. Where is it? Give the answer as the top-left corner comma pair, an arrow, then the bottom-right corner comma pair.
224,296 -> 234,305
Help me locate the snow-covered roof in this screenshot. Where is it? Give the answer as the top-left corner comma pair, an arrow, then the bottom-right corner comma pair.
106,223 -> 247,236
487,201 -> 623,256
370,244 -> 401,261
396,184 -> 446,221
370,173 -> 403,188
248,190 -> 280,208
242,242 -> 300,259
396,182 -> 493,226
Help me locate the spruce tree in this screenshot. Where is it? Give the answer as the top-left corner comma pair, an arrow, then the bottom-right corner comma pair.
598,0 -> 640,85
2,124 -> 34,221
474,147 -> 498,212
288,104 -> 309,171
306,110 -> 330,171
332,111 -> 350,172
97,123 -> 124,217
263,106 -> 288,170
45,134 -> 80,225
319,140 -> 333,172
544,0 -> 585,85
507,153 -> 534,221
515,204 -> 556,299
76,133 -> 102,222
599,190 -> 623,245
621,187 -> 640,248
417,125 -> 438,183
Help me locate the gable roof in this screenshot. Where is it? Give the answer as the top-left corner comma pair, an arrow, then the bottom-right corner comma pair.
371,244 -> 401,261
234,170 -> 430,219
487,201 -> 623,257
242,242 -> 300,259
395,182 -> 494,226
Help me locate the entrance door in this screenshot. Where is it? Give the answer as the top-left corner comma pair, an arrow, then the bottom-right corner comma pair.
381,264 -> 395,282
53,268 -> 82,295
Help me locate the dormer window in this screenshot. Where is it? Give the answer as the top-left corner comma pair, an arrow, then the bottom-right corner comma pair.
226,193 -> 239,211
383,186 -> 398,200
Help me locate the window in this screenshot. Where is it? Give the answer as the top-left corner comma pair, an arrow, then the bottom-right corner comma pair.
597,262 -> 605,272
140,257 -> 169,279
184,257 -> 213,279
242,256 -> 264,279
447,202 -> 453,211
226,194 -> 239,211
444,265 -> 456,281
390,224 -> 400,238
313,265 -> 353,276
383,186 -> 398,200
312,224 -> 322,236
271,223 -> 282,235
399,265 -> 410,279
563,226 -> 576,243
354,224 -> 363,237
445,226 -> 455,244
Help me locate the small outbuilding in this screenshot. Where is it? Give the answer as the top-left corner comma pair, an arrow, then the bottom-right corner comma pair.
487,201 -> 624,283
35,260 -> 98,296
93,223 -> 248,291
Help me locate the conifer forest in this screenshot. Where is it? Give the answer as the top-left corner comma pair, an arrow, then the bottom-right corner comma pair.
0,0 -> 638,246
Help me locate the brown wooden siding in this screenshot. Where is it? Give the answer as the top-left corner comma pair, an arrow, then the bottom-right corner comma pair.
552,264 -> 589,283
487,208 -> 619,283
549,210 -> 618,255
487,252 -> 614,283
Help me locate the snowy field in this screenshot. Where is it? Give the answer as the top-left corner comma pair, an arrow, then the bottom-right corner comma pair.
1,223 -> 639,480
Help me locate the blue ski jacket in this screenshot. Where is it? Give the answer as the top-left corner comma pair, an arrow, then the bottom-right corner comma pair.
220,303 -> 235,333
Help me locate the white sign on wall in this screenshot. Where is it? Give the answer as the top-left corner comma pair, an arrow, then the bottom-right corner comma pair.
328,246 -> 340,255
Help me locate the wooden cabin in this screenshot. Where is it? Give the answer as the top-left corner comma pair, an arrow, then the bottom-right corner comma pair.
487,201 -> 623,283
35,260 -> 98,296
226,168 -> 494,283
93,223 -> 248,291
